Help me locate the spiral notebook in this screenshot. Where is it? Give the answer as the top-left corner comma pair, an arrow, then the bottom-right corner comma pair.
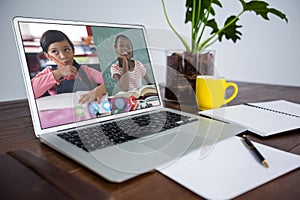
199,100 -> 300,137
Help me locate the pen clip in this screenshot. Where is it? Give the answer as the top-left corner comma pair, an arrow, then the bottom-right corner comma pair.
242,135 -> 253,149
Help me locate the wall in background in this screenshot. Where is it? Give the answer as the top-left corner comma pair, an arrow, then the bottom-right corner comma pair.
1,0 -> 299,102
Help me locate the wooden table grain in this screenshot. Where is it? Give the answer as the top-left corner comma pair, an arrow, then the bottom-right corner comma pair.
0,81 -> 299,200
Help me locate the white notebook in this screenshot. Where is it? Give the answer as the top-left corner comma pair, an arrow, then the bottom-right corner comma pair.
199,100 -> 300,137
157,136 -> 300,200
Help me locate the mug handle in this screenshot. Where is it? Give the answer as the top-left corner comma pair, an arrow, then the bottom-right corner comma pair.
224,82 -> 238,104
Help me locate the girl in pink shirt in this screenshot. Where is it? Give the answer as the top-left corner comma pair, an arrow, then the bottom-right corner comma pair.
32,30 -> 106,104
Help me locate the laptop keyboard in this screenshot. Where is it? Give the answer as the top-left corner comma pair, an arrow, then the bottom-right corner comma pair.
57,110 -> 197,152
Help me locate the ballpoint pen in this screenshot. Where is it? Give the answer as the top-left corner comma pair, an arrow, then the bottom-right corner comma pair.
242,135 -> 269,168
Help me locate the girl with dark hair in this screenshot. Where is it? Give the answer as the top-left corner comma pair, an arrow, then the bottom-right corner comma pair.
110,34 -> 151,92
32,30 -> 106,104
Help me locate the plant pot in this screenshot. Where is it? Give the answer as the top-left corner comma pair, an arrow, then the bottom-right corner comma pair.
164,50 -> 215,103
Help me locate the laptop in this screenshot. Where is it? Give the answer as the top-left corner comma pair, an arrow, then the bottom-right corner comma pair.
12,17 -> 246,182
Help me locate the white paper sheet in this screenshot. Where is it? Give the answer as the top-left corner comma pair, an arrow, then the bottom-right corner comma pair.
156,136 -> 300,200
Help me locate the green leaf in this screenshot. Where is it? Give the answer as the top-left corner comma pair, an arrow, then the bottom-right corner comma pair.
240,0 -> 288,22
206,19 -> 219,33
162,0 -> 288,53
218,16 -> 243,43
185,0 -> 222,24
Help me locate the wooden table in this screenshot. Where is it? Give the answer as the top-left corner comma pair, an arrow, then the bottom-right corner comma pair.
0,81 -> 299,200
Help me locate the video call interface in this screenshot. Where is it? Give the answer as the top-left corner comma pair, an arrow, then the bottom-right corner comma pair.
18,21 -> 160,129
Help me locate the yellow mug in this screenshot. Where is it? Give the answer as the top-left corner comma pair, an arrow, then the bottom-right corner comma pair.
196,76 -> 238,110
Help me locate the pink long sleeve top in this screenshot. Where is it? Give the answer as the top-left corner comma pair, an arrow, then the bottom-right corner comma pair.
31,65 -> 104,98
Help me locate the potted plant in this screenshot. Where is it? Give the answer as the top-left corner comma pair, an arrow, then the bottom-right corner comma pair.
161,0 -> 288,102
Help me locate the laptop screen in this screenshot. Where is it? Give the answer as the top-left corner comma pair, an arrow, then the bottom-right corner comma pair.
13,17 -> 161,131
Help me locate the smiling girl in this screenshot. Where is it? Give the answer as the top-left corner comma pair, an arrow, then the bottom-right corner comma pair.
110,34 -> 151,92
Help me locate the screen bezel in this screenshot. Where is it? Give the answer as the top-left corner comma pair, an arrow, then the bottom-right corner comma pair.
12,16 -> 164,136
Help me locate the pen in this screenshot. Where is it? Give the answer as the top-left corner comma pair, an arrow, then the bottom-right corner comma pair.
48,55 -> 65,66
48,55 -> 82,81
242,135 -> 269,168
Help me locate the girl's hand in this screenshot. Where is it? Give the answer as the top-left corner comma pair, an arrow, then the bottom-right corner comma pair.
78,84 -> 106,104
53,65 -> 78,80
117,56 -> 129,70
